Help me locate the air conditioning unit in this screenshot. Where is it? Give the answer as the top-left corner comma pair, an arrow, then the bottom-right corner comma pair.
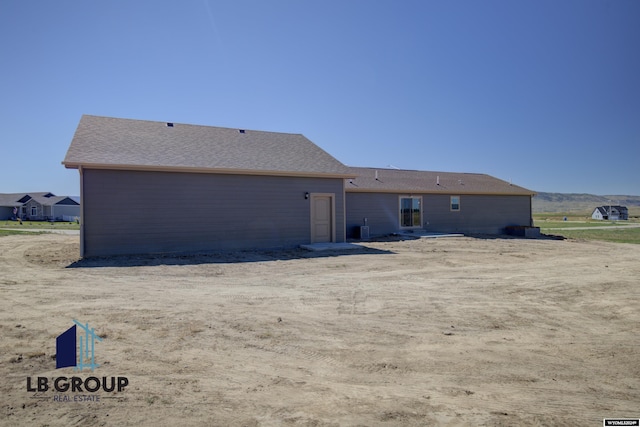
359,226 -> 370,240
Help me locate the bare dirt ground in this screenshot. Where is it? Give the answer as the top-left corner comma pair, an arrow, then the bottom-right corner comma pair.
1,233 -> 638,426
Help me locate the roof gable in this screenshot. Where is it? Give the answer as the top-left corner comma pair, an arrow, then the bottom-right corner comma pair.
52,196 -> 80,206
63,115 -> 352,177
23,193 -> 60,206
594,205 -> 627,214
594,207 -> 607,215
345,167 -> 535,196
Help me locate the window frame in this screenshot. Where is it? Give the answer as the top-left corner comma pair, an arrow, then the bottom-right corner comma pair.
450,195 -> 461,212
399,195 -> 423,228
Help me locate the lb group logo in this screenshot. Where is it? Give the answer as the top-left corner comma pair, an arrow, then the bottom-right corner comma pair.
56,320 -> 102,371
26,319 -> 129,402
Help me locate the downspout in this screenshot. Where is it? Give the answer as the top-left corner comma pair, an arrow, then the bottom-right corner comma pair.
530,194 -> 534,227
79,166 -> 85,258
342,181 -> 347,243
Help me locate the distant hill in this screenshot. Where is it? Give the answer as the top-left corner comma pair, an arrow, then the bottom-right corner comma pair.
532,192 -> 640,214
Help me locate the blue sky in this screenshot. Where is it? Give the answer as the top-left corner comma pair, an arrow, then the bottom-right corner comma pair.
1,0 -> 639,196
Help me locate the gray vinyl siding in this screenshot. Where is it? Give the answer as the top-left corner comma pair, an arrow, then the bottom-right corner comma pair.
422,194 -> 532,234
346,192 -> 532,237
0,207 -> 14,220
82,169 -> 345,256
346,193 -> 400,238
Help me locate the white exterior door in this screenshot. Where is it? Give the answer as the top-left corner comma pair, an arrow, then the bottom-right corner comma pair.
310,194 -> 334,243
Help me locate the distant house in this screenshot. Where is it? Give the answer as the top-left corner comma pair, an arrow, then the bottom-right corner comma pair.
63,115 -> 536,257
0,193 -> 80,221
592,206 -> 628,221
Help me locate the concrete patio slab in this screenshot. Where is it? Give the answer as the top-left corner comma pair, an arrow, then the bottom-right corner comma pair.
300,242 -> 365,251
397,231 -> 464,239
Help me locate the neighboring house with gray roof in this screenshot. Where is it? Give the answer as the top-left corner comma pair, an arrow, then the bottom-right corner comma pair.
0,192 -> 79,221
63,115 -> 536,257
591,206 -> 628,221
345,167 -> 536,237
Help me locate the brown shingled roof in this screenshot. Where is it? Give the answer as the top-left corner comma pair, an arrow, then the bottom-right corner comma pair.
63,115 -> 353,178
345,167 -> 535,196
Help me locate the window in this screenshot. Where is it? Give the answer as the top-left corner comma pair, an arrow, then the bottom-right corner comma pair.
31,206 -> 38,216
450,196 -> 460,211
400,196 -> 422,227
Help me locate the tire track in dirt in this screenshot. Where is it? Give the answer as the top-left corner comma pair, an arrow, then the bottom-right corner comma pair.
0,236 -> 36,270
4,235 -> 639,425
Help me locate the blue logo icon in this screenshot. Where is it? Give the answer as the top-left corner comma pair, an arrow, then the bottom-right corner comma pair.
56,320 -> 103,371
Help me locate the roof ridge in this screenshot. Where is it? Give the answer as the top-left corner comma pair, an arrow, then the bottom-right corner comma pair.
81,114 -> 304,137
64,116 -> 352,177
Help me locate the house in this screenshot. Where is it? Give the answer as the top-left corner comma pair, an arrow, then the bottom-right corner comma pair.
62,115 -> 353,257
591,206 -> 628,221
345,167 -> 535,237
63,115 -> 536,257
0,192 -> 80,221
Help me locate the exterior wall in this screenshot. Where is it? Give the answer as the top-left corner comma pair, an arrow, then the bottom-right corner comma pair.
12,201 -> 80,221
23,200 -> 44,220
346,192 -> 532,237
82,169 -> 345,256
423,194 -> 532,234
345,193 -> 400,238
49,204 -> 81,221
0,206 -> 15,220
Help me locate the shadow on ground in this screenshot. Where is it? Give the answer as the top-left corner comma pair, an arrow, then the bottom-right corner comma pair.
465,233 -> 566,241
64,232 -> 567,269
66,246 -> 394,269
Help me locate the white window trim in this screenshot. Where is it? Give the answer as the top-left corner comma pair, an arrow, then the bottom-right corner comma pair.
450,195 -> 461,212
399,195 -> 423,229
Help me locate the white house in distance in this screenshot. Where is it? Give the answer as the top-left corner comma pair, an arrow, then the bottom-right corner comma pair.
591,206 -> 628,221
0,192 -> 80,221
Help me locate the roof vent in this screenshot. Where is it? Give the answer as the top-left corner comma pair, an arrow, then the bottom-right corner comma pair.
166,123 -> 174,127
238,129 -> 245,134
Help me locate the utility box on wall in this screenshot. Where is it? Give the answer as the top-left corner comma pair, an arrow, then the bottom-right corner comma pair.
359,226 -> 370,240
505,226 -> 540,238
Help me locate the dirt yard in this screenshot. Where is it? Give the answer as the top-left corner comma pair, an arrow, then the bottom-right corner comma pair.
1,233 -> 638,426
